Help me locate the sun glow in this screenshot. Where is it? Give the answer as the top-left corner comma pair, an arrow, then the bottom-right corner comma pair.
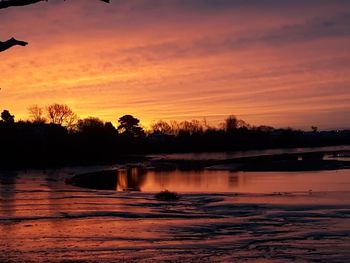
1,1 -> 350,129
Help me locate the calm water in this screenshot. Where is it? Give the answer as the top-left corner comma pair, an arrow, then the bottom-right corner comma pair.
73,144 -> 350,194
1,167 -> 350,262
1,147 -> 350,262
105,168 -> 350,194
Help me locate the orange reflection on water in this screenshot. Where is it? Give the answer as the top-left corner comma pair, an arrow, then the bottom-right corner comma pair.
113,168 -> 350,194
1,167 -> 350,262
116,168 -> 147,192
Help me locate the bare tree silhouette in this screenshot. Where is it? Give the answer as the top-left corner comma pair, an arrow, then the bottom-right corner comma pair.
46,103 -> 77,129
28,104 -> 46,123
0,0 -> 110,52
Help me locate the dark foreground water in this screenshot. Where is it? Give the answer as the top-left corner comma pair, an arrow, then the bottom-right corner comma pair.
1,148 -> 350,262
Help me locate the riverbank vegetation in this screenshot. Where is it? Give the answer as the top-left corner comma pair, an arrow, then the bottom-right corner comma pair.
1,104 -> 350,168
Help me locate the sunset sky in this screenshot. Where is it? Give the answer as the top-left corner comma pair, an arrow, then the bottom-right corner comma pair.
1,0 -> 350,129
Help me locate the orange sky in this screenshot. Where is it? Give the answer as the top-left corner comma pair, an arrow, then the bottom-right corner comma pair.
1,0 -> 350,129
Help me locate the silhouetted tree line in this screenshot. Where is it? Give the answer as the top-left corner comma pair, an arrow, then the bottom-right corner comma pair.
1,105 -> 350,168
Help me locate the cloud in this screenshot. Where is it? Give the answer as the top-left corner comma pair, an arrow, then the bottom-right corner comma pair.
1,0 -> 350,129
110,12 -> 350,67
255,13 -> 350,45
109,0 -> 350,12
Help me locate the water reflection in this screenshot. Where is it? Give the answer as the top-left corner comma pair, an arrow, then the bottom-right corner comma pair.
69,168 -> 147,192
0,171 -> 18,256
117,168 -> 147,191
0,171 -> 18,217
70,167 -> 350,194
1,166 -> 350,262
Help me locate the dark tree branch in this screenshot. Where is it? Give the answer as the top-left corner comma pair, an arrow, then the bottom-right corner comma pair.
0,0 -> 109,52
0,0 -> 45,9
0,37 -> 28,52
0,0 -> 109,9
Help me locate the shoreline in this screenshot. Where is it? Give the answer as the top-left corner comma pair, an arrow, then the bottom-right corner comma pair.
67,148 -> 350,191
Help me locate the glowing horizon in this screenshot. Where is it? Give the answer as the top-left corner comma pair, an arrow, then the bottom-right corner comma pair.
1,0 -> 350,130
